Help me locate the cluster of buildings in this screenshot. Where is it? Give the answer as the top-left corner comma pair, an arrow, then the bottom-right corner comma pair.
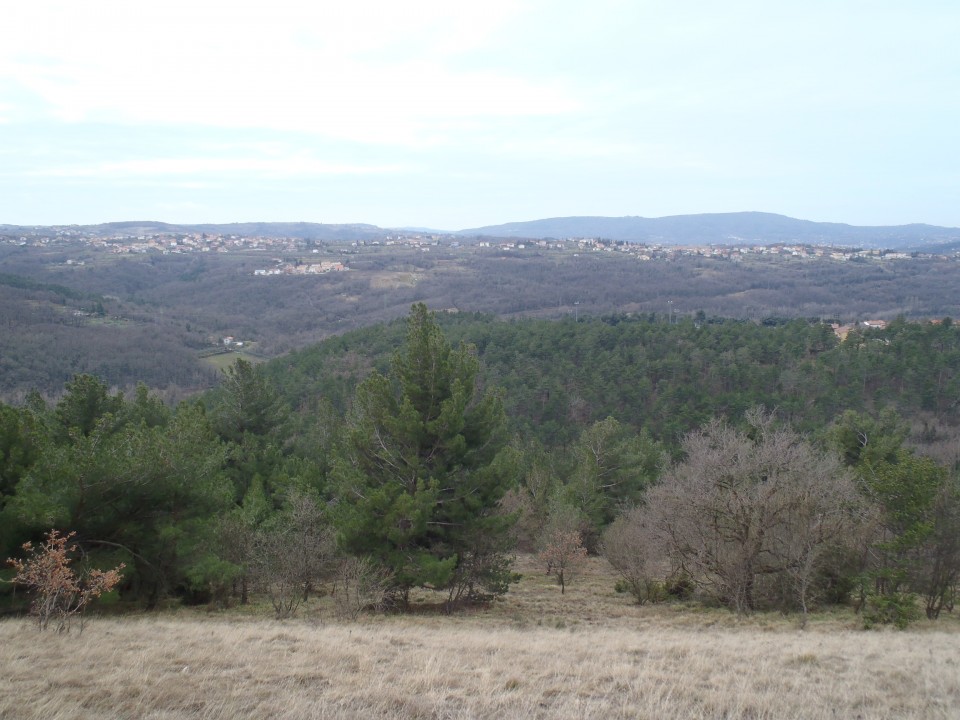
0,227 -> 948,267
469,236 -> 926,263
102,233 -> 304,255
254,261 -> 345,276
0,229 -> 305,255
685,244 -> 914,262
831,319 -> 889,341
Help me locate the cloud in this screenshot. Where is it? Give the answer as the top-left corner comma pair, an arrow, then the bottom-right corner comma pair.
0,0 -> 579,145
27,156 -> 409,179
3,1 -> 959,227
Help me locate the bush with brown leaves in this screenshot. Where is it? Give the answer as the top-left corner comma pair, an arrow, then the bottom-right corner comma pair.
6,530 -> 124,633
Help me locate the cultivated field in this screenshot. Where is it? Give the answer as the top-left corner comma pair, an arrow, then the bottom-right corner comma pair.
2,556 -> 958,719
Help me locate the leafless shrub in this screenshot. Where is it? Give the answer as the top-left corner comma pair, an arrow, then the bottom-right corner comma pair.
249,493 -> 335,619
603,509 -> 669,605
331,556 -> 392,620
499,486 -> 542,553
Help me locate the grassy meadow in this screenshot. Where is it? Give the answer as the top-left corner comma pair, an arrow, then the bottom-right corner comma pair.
200,348 -> 266,372
2,556 -> 958,719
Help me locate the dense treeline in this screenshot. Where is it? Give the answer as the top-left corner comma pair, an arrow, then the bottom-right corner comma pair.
2,306 -> 959,623
1,308 -> 521,614
273,312 -> 960,450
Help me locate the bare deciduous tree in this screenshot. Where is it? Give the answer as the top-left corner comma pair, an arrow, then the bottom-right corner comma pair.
626,409 -> 871,615
539,530 -> 587,595
603,508 -> 670,605
331,556 -> 393,620
536,496 -> 590,595
249,493 -> 335,619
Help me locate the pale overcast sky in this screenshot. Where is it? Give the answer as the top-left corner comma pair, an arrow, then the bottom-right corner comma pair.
2,1 -> 958,229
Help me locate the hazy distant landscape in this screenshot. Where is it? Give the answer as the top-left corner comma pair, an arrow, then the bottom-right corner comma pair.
4,213 -> 960,401
6,210 -> 960,248
456,212 -> 960,250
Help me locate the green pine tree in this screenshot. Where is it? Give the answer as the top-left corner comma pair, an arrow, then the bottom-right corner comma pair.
334,303 -> 514,606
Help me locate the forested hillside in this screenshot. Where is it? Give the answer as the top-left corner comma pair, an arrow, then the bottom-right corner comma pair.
2,307 -> 959,625
5,238 -> 960,401
272,312 -> 960,450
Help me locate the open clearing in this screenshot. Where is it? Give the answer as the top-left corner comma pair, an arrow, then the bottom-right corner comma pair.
2,556 -> 958,719
200,348 -> 266,372
369,271 -> 421,289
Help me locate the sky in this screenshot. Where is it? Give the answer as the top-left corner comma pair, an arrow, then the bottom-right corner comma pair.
1,0 -> 959,229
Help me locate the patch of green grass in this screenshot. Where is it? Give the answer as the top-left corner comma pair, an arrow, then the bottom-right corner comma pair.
201,349 -> 266,372
86,316 -> 133,328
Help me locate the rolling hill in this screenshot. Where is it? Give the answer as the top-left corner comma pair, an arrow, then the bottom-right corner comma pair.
455,212 -> 960,249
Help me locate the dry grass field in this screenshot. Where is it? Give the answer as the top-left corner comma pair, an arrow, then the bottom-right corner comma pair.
2,556 -> 959,720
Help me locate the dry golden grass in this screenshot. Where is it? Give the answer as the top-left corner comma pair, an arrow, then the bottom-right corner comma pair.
2,555 -> 959,720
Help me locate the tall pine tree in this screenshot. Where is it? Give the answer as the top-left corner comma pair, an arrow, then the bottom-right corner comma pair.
334,304 -> 513,606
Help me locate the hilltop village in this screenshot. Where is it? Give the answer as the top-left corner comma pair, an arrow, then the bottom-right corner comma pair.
0,226 -> 944,275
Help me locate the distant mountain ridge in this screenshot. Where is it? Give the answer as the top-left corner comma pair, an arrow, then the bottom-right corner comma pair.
5,212 -> 960,249
0,221 -> 386,242
455,212 -> 960,249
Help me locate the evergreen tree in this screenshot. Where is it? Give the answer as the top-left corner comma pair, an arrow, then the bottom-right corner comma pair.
860,451 -> 960,618
54,374 -> 124,439
212,358 -> 292,506
334,304 -> 513,605
212,358 -> 286,443
564,417 -> 664,537
12,400 -> 232,607
0,403 -> 45,558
